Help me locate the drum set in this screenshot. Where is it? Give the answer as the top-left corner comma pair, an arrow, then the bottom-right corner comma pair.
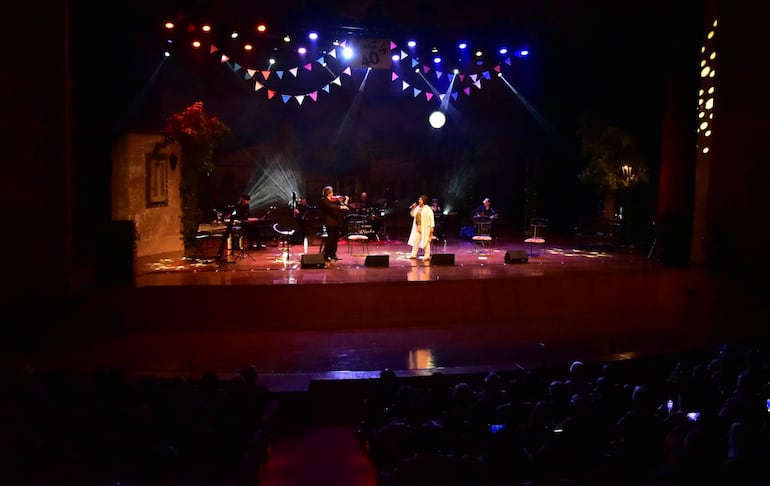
344,206 -> 387,241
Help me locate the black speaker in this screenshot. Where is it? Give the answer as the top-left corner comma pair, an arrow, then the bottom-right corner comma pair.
301,253 -> 326,268
430,253 -> 455,266
504,250 -> 528,264
364,255 -> 389,267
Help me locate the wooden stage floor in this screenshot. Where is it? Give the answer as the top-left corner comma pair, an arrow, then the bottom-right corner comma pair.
11,234 -> 767,391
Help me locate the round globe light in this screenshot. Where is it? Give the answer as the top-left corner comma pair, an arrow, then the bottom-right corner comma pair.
428,111 -> 446,129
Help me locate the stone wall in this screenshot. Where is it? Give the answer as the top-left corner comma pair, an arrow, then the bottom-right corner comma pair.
111,132 -> 183,257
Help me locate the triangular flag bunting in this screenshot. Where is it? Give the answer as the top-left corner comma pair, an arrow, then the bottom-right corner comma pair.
316,56 -> 324,65
276,71 -> 284,79
247,69 -> 256,77
296,95 -> 305,105
452,92 -> 459,100
220,54 -> 230,63
289,67 -> 298,77
267,90 -> 276,99
392,72 -> 399,81
505,57 -> 511,65
254,81 -> 264,91
436,71 -> 442,79
323,84 -> 331,93
332,77 -> 342,86
402,80 -> 409,91
426,92 -> 433,102
328,49 -> 337,59
244,71 -> 252,80
261,70 -> 271,80
390,41 -> 397,50
463,87 -> 471,96
470,74 -> 478,82
411,58 -> 419,68
494,65 -> 501,73
310,92 -> 318,101
232,62 -> 241,72
483,71 -> 491,80
210,45 -> 218,54
281,95 -> 291,103
401,50 -> 408,59
474,80 -> 481,89
422,65 -> 431,74
413,88 -> 421,97
303,63 -> 312,71
439,94 -> 445,101
342,66 -> 351,76
459,74 -> 465,83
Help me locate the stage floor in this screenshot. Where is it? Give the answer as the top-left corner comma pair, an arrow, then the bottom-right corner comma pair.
135,234 -> 652,287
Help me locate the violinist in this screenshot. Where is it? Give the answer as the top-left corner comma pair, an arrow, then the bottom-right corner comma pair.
320,186 -> 349,262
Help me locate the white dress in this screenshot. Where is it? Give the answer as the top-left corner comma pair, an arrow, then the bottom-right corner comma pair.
407,205 -> 435,253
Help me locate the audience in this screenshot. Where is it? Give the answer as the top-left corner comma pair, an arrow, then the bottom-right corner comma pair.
2,340 -> 769,484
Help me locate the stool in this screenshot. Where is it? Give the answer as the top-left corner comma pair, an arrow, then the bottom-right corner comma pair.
347,234 -> 369,255
524,236 -> 545,255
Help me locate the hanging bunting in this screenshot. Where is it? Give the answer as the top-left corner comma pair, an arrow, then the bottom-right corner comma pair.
425,92 -> 433,102
295,95 -> 305,105
220,54 -> 230,63
309,92 -> 318,101
402,80 -> 410,91
463,87 -> 471,96
323,84 -> 331,93
413,88 -> 422,97
261,70 -> 271,80
281,94 -> 291,103
392,72 -> 399,81
267,90 -> 276,99
210,45 -> 218,54
289,67 -> 298,77
254,81 -> 264,91
303,63 -> 313,71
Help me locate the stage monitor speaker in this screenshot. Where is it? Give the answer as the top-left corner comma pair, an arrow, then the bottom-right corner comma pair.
430,253 -> 455,266
365,255 -> 389,267
301,253 -> 326,268
505,250 -> 528,264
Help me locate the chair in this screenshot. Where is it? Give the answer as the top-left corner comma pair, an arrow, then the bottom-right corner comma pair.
272,223 -> 296,260
525,217 -> 548,255
346,234 -> 369,255
471,218 -> 493,254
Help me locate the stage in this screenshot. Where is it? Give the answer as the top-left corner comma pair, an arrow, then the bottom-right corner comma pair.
9,232 -> 766,392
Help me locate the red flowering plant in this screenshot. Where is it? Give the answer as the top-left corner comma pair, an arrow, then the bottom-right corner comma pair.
164,102 -> 231,249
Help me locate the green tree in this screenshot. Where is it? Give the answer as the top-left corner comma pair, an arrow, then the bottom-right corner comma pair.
577,113 -> 648,221
164,102 -> 231,249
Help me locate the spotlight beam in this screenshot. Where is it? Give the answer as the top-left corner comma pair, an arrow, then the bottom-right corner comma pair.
499,74 -> 555,136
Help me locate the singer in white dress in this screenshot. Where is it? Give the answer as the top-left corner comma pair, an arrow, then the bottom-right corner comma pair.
407,195 -> 435,260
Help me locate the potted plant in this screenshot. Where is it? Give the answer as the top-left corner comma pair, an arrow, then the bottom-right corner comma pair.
164,101 -> 231,250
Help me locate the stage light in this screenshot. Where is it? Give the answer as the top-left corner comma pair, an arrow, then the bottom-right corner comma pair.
342,46 -> 354,60
308,31 -> 318,40
256,24 -> 267,33
433,56 -> 442,64
407,40 -> 416,47
164,22 -> 174,30
298,46 -> 307,55
458,42 -> 467,50
429,111 -> 446,129
499,47 -> 508,55
283,35 -> 291,43
392,53 -> 400,61
230,31 -> 239,39
201,24 -> 211,32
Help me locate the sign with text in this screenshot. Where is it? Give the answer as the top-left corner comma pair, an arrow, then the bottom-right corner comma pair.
349,38 -> 392,70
